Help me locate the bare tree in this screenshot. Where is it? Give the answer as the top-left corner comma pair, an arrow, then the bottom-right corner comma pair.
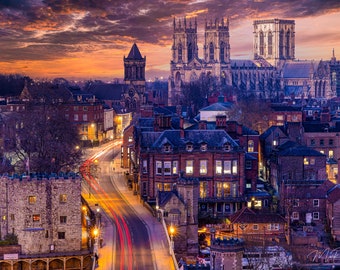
7,104 -> 83,174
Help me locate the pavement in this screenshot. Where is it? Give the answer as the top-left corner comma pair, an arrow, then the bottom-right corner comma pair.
86,145 -> 176,270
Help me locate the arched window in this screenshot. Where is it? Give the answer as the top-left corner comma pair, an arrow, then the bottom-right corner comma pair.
209,42 -> 214,61
220,42 -> 225,62
188,43 -> 193,62
178,43 -> 182,62
286,30 -> 290,57
259,31 -> 264,55
268,31 -> 273,55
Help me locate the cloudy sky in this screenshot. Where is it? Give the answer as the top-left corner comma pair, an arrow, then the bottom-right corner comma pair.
0,0 -> 339,81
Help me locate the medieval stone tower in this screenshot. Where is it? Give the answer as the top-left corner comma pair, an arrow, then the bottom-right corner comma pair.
123,43 -> 146,111
253,19 -> 295,66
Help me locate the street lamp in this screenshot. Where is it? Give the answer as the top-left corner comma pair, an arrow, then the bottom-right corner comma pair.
169,224 -> 175,254
92,227 -> 99,270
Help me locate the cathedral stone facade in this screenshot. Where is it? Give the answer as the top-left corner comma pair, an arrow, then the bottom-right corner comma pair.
168,17 -> 337,105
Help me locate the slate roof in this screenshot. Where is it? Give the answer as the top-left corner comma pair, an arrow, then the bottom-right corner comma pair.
327,185 -> 340,203
229,207 -> 286,224
278,145 -> 325,157
259,126 -> 286,140
199,102 -> 233,112
142,129 -> 239,150
283,61 -> 314,78
285,180 -> 335,200
86,83 -> 126,101
126,43 -> 143,59
230,59 -> 272,68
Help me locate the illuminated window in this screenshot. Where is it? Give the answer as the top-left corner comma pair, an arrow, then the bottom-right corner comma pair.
186,144 -> 193,152
33,214 -> 40,222
248,140 -> 254,152
268,224 -> 279,231
200,182 -> 207,198
232,160 -> 238,175
277,115 -> 284,121
320,150 -> 324,154
292,212 -> 299,220
142,160 -> 147,173
164,183 -> 171,191
223,183 -> 230,196
200,160 -> 207,175
215,160 -> 222,175
172,161 -> 178,174
156,161 -> 162,175
60,216 -> 67,224
304,158 -> 309,165
223,160 -> 231,174
164,161 -> 171,175
60,194 -> 67,203
216,182 -> 222,198
329,150 -> 334,158
28,196 -> 36,204
186,160 -> 193,175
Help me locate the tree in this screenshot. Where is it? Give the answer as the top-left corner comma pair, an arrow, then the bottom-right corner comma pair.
7,104 -> 83,174
228,95 -> 271,133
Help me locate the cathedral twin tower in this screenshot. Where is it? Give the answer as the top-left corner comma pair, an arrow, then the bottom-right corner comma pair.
168,17 -> 297,105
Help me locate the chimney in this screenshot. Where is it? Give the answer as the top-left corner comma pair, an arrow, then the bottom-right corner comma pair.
216,115 -> 227,129
199,120 -> 207,130
180,117 -> 185,138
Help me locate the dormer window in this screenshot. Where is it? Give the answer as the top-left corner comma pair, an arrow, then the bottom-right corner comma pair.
201,143 -> 207,152
163,144 -> 172,153
186,143 -> 193,152
223,142 -> 231,151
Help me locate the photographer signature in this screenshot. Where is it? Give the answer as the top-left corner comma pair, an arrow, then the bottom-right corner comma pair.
307,247 -> 340,263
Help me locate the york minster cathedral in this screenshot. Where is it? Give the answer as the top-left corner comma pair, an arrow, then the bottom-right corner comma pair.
168,17 -> 340,105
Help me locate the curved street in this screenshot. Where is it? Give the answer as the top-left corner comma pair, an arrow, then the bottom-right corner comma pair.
80,140 -> 176,270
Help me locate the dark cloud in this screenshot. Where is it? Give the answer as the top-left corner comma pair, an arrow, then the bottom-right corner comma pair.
0,0 -> 339,63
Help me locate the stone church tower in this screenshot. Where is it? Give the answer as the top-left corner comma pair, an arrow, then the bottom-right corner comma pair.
123,43 -> 146,112
253,19 -> 295,66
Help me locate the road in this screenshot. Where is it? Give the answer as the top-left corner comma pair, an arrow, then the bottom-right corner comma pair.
80,141 -> 175,270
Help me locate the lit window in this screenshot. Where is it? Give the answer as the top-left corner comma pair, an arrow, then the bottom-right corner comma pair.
142,160 -> 147,173
223,183 -> 230,196
172,161 -> 178,174
200,182 -> 207,198
186,144 -> 193,152
215,160 -> 222,175
223,160 -> 231,174
164,161 -> 171,175
33,214 -> 40,222
216,182 -> 222,198
273,140 -> 278,146
320,150 -> 324,154
313,212 -> 319,220
58,232 -> 65,239
60,194 -> 67,203
329,150 -> 334,158
292,212 -> 299,220
248,140 -> 254,152
304,157 -> 309,165
268,224 -> 279,231
200,160 -> 207,175
313,199 -> 319,207
60,216 -> 67,224
277,115 -> 284,121
128,136 -> 133,142
186,160 -> 193,175
156,161 -> 162,175
28,196 -> 36,204
232,160 -> 238,175
164,183 -> 171,191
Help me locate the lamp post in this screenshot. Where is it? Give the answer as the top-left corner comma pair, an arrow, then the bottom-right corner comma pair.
92,227 -> 99,270
169,224 -> 175,254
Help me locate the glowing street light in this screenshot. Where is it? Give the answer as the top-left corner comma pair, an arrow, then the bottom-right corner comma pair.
169,224 -> 175,254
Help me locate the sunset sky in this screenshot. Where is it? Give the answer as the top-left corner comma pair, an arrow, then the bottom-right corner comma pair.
0,0 -> 339,81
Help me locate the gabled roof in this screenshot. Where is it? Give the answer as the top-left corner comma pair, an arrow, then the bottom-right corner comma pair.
327,185 -> 340,203
259,125 -> 286,140
199,102 -> 233,112
229,207 -> 286,224
126,43 -> 143,59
